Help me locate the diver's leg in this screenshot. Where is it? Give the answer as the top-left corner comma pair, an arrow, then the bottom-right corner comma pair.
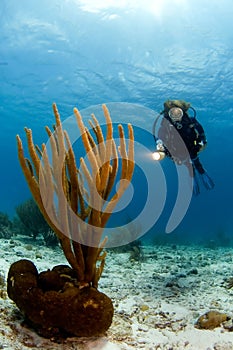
183,158 -> 200,195
192,166 -> 200,195
192,157 -> 205,174
192,157 -> 215,190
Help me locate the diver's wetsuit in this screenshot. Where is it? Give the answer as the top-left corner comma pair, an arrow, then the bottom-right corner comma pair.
155,109 -> 214,194
157,111 -> 207,172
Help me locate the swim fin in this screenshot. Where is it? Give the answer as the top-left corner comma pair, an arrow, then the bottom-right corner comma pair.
192,169 -> 200,196
200,171 -> 215,190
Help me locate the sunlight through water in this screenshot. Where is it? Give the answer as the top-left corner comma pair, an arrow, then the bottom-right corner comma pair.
71,0 -> 188,18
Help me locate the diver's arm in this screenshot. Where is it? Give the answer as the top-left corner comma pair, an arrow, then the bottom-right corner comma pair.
154,139 -> 170,159
194,119 -> 207,151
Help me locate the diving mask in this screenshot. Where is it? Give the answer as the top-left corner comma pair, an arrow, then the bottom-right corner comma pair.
168,107 -> 183,122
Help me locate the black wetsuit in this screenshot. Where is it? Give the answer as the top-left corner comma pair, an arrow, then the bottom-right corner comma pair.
157,112 -> 207,174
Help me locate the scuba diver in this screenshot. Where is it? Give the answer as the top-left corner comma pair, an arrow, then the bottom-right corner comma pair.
152,99 -> 215,195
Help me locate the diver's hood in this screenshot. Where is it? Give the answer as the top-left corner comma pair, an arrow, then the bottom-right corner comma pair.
163,99 -> 191,113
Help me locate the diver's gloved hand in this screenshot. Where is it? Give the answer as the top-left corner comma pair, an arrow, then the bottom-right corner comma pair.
153,139 -> 167,161
193,173 -> 200,196
198,140 -> 207,152
200,171 -> 215,190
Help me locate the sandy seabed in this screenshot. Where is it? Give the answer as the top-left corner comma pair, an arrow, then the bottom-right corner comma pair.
0,237 -> 233,350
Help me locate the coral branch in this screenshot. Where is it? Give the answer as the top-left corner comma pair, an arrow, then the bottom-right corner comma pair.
16,103 -> 134,287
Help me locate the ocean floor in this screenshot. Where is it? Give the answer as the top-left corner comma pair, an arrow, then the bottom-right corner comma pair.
0,236 -> 233,350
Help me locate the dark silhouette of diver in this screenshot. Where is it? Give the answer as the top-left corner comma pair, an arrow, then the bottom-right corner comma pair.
152,99 -> 214,195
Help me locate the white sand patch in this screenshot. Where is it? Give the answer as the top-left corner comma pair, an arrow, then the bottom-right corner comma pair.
0,237 -> 233,349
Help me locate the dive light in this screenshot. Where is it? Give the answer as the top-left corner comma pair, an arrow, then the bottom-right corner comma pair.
152,151 -> 166,161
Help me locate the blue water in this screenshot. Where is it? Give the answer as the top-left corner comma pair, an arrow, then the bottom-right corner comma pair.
1,0 -> 233,245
